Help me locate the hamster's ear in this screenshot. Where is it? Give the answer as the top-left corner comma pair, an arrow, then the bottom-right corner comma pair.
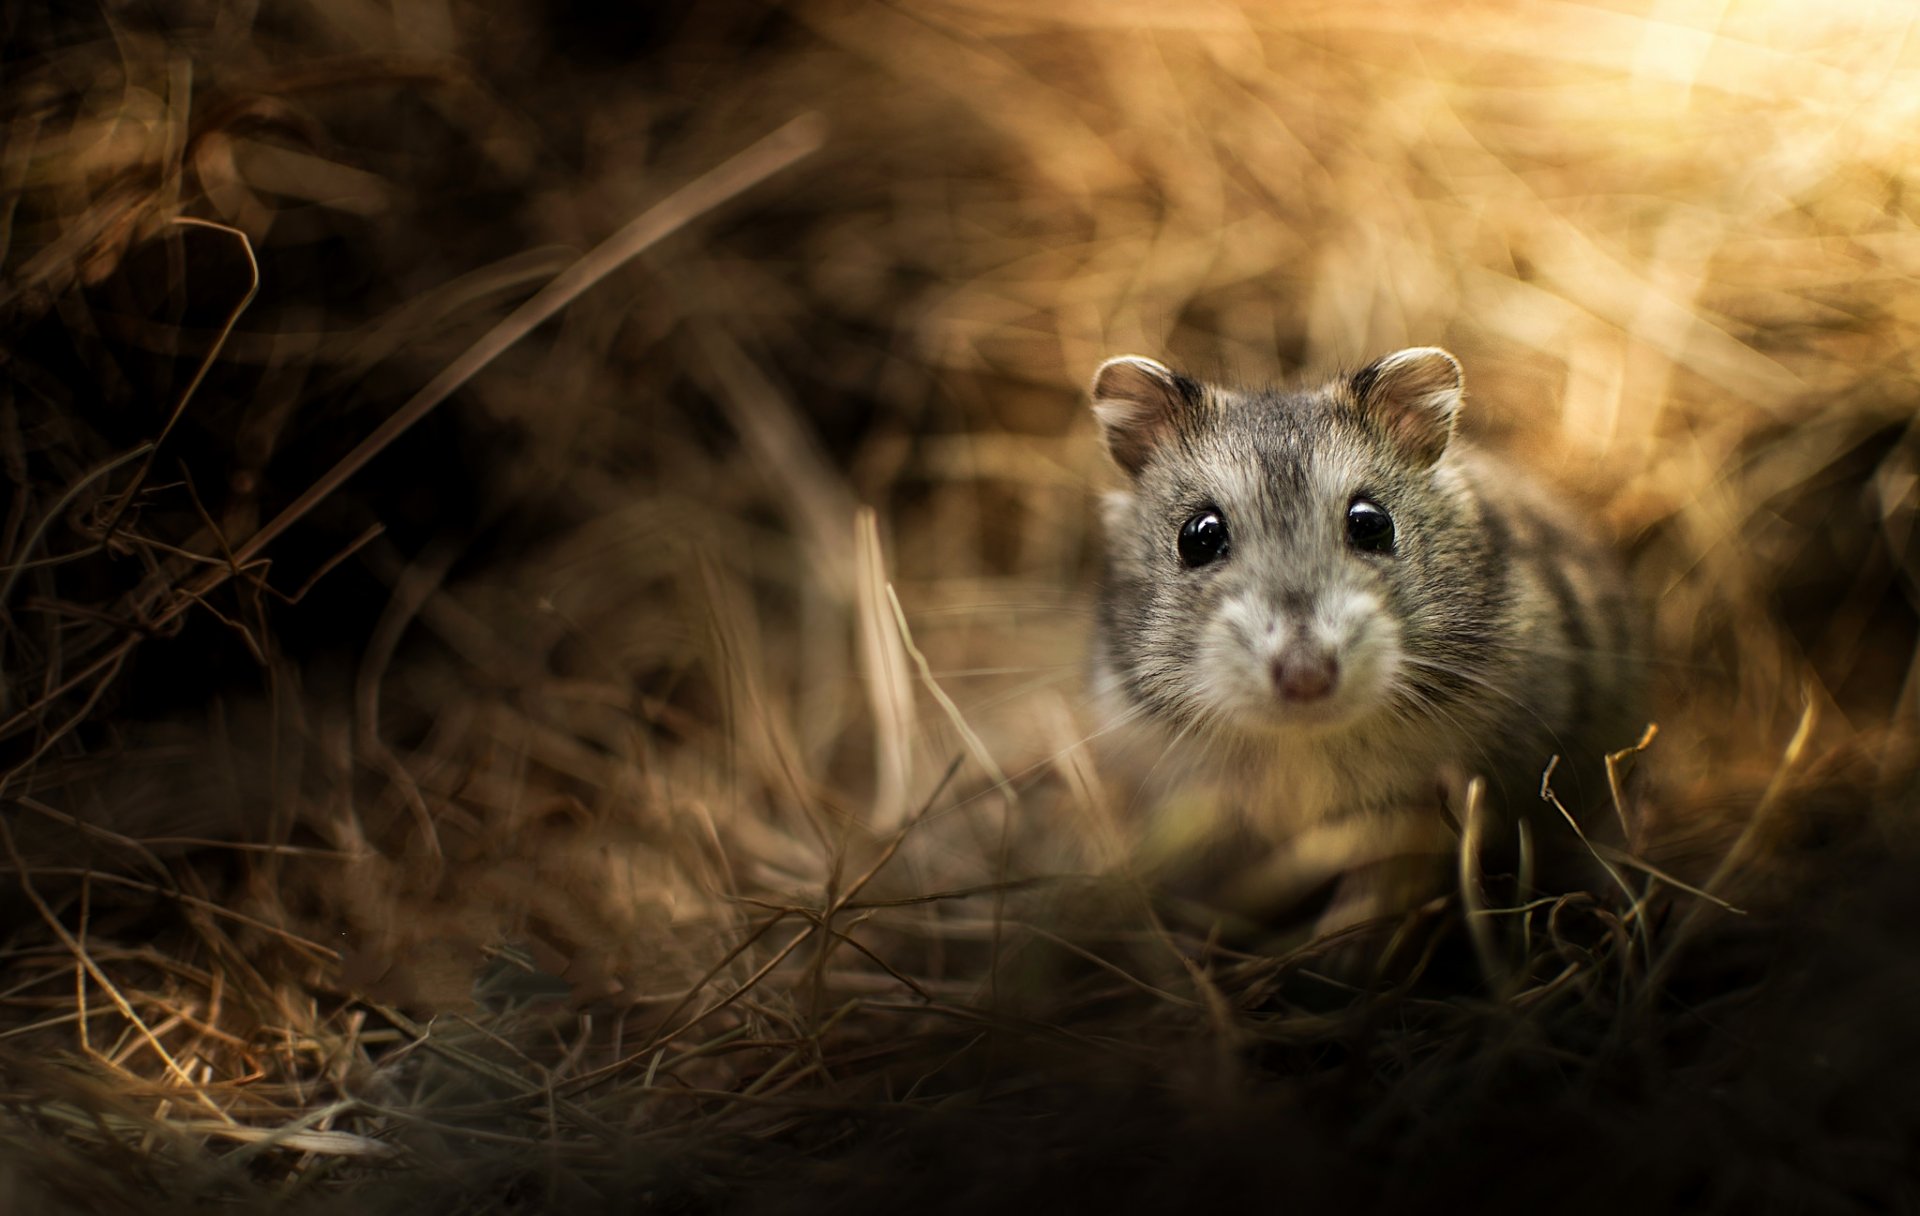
1349,347 -> 1463,468
1090,355 -> 1195,478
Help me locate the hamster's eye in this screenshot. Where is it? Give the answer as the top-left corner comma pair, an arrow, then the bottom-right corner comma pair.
1346,498 -> 1395,554
1178,509 -> 1229,568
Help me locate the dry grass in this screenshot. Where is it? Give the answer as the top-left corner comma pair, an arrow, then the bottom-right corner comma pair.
5,0 -> 1920,1211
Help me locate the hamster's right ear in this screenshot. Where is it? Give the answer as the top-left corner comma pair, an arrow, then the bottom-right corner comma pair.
1090,356 -> 1196,478
1349,347 -> 1463,468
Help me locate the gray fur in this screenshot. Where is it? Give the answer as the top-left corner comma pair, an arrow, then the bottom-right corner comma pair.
1088,349 -> 1646,917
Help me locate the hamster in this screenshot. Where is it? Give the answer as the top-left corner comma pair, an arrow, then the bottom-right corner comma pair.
1086,347 -> 1646,934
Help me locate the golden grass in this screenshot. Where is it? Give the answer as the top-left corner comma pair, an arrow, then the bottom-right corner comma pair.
5,0 -> 1920,1210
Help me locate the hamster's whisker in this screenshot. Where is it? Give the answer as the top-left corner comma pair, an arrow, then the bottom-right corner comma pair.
946,668 -> 1091,722
911,602 -> 1097,619
1137,706 -> 1214,796
1398,654 -> 1570,756
1386,681 -> 1505,787
926,664 -> 1082,679
927,699 -> 1155,826
1484,640 -> 1711,674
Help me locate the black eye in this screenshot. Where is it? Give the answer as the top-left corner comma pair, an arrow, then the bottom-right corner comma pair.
1178,508 -> 1229,568
1346,498 -> 1395,554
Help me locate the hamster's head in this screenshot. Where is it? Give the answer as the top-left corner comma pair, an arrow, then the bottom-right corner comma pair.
1091,348 -> 1495,740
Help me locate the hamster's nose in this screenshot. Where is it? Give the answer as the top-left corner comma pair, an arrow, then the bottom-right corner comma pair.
1272,653 -> 1339,703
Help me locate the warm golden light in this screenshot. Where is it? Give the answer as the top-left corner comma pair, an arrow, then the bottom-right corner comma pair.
4,0 -> 1920,1208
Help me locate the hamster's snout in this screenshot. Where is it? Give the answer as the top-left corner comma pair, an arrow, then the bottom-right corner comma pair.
1272,651 -> 1340,703
1213,589 -> 1383,725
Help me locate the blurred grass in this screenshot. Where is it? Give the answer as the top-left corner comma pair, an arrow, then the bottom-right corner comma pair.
5,0 -> 1920,1211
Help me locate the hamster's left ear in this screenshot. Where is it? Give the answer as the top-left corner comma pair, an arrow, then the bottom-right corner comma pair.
1349,347 -> 1463,468
1090,355 -> 1198,478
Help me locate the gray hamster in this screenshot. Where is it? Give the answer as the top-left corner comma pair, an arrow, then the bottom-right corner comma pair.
1087,347 -> 1646,933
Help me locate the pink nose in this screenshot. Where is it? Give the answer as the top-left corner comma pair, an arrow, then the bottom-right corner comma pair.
1272,654 -> 1339,703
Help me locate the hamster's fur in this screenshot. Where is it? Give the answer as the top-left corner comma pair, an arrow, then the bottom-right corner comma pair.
1087,348 -> 1646,933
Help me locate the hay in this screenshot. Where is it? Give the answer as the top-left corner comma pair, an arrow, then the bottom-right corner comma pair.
5,0 -> 1920,1211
